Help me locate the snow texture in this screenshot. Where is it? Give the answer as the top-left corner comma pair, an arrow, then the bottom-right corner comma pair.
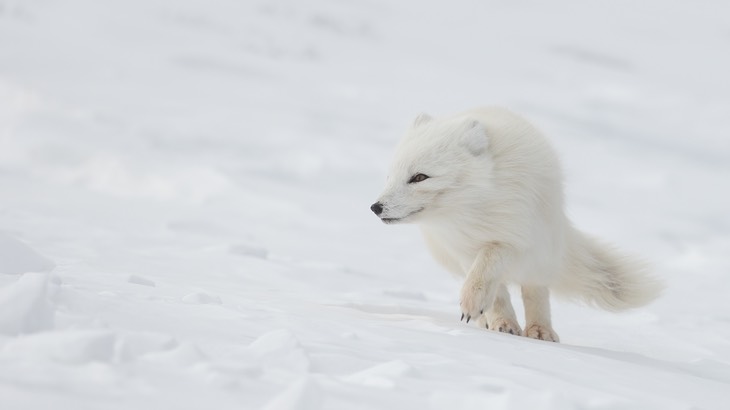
1,0 -> 729,409
0,232 -> 55,275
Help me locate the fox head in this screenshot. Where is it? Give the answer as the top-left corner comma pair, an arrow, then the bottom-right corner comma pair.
371,113 -> 494,224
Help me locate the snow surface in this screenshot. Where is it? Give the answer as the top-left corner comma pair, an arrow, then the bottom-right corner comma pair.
1,0 -> 730,409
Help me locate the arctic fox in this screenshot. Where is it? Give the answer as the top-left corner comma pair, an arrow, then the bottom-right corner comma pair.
371,107 -> 662,342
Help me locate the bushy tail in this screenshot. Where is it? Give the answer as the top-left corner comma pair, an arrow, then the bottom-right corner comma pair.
555,228 -> 664,311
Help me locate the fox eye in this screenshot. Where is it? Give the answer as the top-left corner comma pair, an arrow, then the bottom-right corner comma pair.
408,173 -> 429,183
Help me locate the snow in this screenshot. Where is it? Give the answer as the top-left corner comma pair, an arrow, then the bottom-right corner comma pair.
0,272 -> 55,335
1,0 -> 729,409
0,232 -> 55,275
127,275 -> 156,287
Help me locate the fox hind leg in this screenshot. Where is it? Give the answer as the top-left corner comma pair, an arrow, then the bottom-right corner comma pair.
521,285 -> 559,342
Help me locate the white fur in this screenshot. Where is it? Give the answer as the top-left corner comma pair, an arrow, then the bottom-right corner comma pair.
373,107 -> 663,342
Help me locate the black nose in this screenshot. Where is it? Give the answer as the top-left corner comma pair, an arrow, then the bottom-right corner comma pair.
370,202 -> 383,215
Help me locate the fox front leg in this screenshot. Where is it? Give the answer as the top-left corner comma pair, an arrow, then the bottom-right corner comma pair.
459,243 -> 512,323
460,276 -> 497,324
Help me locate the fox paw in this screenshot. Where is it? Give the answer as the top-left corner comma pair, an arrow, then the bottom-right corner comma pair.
459,278 -> 492,323
524,323 -> 559,342
488,317 -> 522,336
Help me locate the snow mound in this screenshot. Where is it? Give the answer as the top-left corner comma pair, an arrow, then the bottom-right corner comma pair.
0,232 -> 54,275
344,360 -> 416,389
0,328 -> 208,368
248,329 -> 311,374
0,272 -> 55,335
261,377 -> 324,410
140,341 -> 207,366
115,331 -> 178,362
1,330 -> 116,364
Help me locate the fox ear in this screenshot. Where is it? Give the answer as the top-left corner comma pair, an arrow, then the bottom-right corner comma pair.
413,113 -> 433,128
461,120 -> 488,156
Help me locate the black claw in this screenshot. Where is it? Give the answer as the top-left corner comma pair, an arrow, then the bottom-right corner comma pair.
485,322 -> 489,329
460,313 -> 464,321
466,315 -> 471,323
480,310 -> 483,314
499,326 -> 504,332
508,329 -> 514,335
